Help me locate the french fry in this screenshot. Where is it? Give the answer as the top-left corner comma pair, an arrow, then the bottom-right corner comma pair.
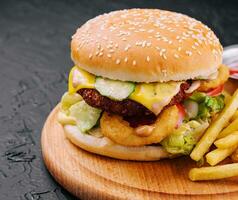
214,131 -> 238,149
231,148 -> 238,163
189,163 -> 238,181
223,90 -> 231,104
190,89 -> 238,161
218,118 -> 238,139
206,145 -> 238,166
231,110 -> 238,122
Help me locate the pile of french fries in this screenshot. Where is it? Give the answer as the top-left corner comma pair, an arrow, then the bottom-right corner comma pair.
189,89 -> 238,181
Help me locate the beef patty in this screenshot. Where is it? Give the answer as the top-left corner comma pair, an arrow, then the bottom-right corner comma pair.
78,82 -> 189,127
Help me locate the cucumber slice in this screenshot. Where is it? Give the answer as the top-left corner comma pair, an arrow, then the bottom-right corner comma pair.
68,66 -> 95,94
95,77 -> 135,100
69,101 -> 101,132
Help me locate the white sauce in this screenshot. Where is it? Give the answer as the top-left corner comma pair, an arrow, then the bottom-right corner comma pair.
185,81 -> 201,93
135,125 -> 155,137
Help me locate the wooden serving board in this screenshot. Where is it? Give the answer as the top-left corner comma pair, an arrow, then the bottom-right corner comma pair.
41,80 -> 238,200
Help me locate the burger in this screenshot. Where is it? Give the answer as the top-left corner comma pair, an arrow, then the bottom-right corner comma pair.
58,9 -> 229,161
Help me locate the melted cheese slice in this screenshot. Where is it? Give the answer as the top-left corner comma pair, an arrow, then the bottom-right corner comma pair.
68,66 -> 95,94
129,82 -> 182,115
69,66 -> 182,115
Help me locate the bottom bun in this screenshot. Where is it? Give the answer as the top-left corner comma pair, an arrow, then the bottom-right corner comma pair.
64,125 -> 171,161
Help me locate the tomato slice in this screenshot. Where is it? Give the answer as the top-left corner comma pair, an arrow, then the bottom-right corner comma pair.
230,69 -> 238,75
206,85 -> 224,96
176,104 -> 185,128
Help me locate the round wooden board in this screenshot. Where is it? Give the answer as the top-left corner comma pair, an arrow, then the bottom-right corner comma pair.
42,81 -> 238,200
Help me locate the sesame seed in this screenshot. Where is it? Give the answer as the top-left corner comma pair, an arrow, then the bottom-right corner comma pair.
132,60 -> 137,66
128,27 -> 135,30
107,45 -> 112,49
156,47 -> 161,51
212,49 -> 217,55
124,57 -> 128,63
178,47 -> 182,51
148,29 -> 154,33
146,56 -> 150,62
186,51 -> 192,56
159,49 -> 166,56
155,34 -> 161,38
116,59 -> 121,64
107,54 -> 112,58
142,41 -> 146,47
146,42 -> 151,47
163,54 -> 167,60
89,54 -> 93,59
97,44 -> 101,49
174,54 -> 179,59
124,45 -> 131,51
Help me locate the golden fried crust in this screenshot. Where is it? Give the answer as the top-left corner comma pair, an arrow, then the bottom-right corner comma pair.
100,106 -> 179,146
199,64 -> 229,91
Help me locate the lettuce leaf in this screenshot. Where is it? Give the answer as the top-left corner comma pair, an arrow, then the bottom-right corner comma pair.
188,92 -> 225,119
161,120 -> 209,155
60,92 -> 82,114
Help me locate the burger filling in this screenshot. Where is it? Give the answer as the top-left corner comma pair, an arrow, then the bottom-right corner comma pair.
59,65 -> 229,155
78,81 -> 189,127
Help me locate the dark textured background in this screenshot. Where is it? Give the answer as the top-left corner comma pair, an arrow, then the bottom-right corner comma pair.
0,0 -> 238,199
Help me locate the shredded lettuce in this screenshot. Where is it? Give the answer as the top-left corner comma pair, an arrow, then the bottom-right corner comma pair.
188,92 -> 225,119
161,120 -> 209,155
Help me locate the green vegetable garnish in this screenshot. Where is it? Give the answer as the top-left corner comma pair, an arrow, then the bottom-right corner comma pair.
59,92 -> 102,133
188,92 -> 225,119
69,101 -> 102,132
60,92 -> 82,114
161,120 -> 209,155
95,77 -> 135,101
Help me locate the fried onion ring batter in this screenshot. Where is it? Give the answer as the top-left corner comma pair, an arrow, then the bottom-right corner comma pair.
100,105 -> 179,146
199,64 -> 229,92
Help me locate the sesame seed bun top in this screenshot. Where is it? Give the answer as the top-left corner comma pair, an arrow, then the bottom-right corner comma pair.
71,9 -> 223,82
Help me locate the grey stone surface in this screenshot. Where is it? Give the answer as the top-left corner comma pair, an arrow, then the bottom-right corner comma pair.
0,0 -> 237,199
